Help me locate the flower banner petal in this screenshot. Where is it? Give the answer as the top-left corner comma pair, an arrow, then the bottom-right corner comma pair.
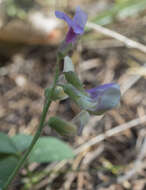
72,6 -> 88,34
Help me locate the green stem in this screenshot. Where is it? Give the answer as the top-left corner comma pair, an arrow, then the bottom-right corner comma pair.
3,58 -> 60,190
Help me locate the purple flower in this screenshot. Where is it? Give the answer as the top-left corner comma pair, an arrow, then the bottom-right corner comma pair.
86,83 -> 121,114
55,6 -> 87,43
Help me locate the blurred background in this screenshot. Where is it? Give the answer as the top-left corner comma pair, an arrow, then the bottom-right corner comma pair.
0,0 -> 146,189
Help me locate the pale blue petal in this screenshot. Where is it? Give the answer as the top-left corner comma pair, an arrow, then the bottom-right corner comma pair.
86,83 -> 116,99
87,83 -> 121,114
72,6 -> 88,34
55,11 -> 73,27
97,84 -> 121,111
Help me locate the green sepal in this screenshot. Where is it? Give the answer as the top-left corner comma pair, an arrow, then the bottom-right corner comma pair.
62,84 -> 97,111
64,72 -> 85,92
45,86 -> 68,101
63,56 -> 85,92
57,41 -> 73,60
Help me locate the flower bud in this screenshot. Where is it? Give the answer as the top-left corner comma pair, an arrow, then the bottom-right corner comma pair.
48,116 -> 77,136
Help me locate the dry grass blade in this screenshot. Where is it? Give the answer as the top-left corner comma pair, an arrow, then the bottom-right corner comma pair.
75,115 -> 146,154
87,22 -> 146,54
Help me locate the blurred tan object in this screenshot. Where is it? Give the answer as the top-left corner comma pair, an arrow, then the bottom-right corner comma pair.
0,12 -> 61,45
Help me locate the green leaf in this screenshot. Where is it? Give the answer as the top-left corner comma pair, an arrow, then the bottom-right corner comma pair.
11,134 -> 33,152
0,156 -> 18,188
29,137 -> 74,163
0,132 -> 17,154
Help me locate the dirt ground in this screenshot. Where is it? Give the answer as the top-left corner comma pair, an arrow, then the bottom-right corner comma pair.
0,1 -> 146,190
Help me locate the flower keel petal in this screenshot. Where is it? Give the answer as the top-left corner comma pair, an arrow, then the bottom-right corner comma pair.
72,6 -> 88,34
65,28 -> 78,43
86,83 -> 121,115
